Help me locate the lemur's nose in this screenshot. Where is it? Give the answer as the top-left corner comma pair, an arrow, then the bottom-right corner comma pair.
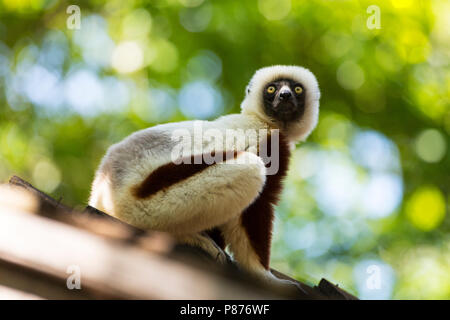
279,90 -> 292,100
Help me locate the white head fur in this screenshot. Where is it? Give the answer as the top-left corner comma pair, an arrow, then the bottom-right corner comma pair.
241,65 -> 320,142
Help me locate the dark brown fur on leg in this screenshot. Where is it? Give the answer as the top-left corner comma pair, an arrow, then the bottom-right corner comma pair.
241,133 -> 291,269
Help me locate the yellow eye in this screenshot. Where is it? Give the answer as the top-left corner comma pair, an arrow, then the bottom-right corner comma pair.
266,86 -> 275,94
295,86 -> 303,94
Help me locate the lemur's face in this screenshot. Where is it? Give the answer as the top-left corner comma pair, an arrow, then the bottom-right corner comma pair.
262,78 -> 305,123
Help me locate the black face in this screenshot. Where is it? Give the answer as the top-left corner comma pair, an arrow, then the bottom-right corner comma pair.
262,78 -> 305,123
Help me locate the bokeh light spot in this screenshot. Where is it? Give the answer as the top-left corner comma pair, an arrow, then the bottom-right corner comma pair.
258,0 -> 291,21
178,81 -> 223,119
405,186 -> 446,231
313,151 -> 362,217
73,15 -> 114,68
292,147 -> 320,180
111,41 -> 144,74
186,50 -> 222,81
32,159 -> 61,193
179,2 -> 212,33
397,29 -> 430,64
414,129 -> 447,163
315,113 -> 353,148
22,64 -> 63,110
147,87 -> 177,122
150,40 -> 179,73
321,32 -> 352,59
337,60 -> 365,90
351,130 -> 400,172
64,69 -> 104,116
359,173 -> 403,219
121,9 -> 152,39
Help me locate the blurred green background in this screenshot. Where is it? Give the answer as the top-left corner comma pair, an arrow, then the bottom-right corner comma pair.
0,0 -> 449,299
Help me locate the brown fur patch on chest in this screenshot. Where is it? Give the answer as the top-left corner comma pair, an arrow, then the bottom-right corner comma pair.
241,132 -> 291,269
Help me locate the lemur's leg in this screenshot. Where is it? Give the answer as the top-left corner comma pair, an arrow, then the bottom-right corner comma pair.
219,133 -> 292,283
220,199 -> 276,282
109,151 -> 266,235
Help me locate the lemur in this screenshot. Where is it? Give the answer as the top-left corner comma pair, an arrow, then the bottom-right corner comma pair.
89,65 -> 320,286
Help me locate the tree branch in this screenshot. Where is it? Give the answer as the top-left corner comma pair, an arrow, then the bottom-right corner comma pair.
2,175 -> 357,300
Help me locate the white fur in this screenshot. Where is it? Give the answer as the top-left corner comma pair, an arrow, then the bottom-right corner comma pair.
90,115 -> 269,232
89,65 -> 320,283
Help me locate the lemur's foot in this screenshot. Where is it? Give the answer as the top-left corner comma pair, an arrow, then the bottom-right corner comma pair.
175,233 -> 228,264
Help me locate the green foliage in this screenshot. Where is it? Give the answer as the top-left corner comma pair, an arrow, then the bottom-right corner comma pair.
0,0 -> 448,299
